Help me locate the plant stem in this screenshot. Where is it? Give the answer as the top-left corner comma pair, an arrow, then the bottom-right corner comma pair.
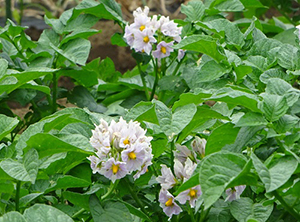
124,178 -> 147,215
275,191 -> 299,218
72,208 -> 85,219
137,62 -> 150,101
15,181 -> 21,212
19,0 -> 24,25
188,205 -> 196,222
5,0 -> 12,21
101,180 -> 119,200
274,191 -> 300,221
52,72 -> 57,113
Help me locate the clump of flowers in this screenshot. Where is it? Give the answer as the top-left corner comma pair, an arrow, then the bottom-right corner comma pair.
157,157 -> 202,219
88,117 -> 153,183
124,6 -> 184,60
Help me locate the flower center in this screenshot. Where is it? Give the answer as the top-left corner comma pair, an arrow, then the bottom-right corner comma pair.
128,152 -> 136,159
189,189 -> 197,198
161,46 -> 167,54
140,25 -> 146,31
112,164 -> 119,174
143,36 -> 150,43
165,198 -> 173,207
123,138 -> 130,145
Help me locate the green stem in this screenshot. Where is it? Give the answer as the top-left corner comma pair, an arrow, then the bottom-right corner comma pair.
52,72 -> 57,113
188,205 -> 196,222
172,59 -> 183,76
72,208 -> 85,219
137,62 -> 150,101
124,178 -> 147,215
274,191 -> 300,221
5,0 -> 12,21
5,33 -> 29,66
15,181 -> 21,212
19,0 -> 24,25
101,180 -> 119,200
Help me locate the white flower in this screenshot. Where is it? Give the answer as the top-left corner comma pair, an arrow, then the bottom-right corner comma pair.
174,144 -> 196,164
133,6 -> 150,18
133,28 -> 157,54
159,189 -> 182,218
88,117 -> 153,182
225,185 -> 246,202
121,142 -> 146,172
100,158 -> 127,183
191,136 -> 206,158
152,41 -> 174,59
124,24 -> 135,48
132,14 -> 151,32
175,185 -> 202,208
157,165 -> 176,189
174,158 -> 197,182
160,16 -> 182,42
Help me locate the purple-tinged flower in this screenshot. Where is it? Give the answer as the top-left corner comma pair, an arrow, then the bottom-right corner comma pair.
177,49 -> 185,61
133,155 -> 152,179
121,142 -> 146,172
159,189 -> 182,218
133,28 -> 157,55
152,41 -> 174,59
174,144 -> 196,164
175,185 -> 202,208
160,17 -> 182,42
100,158 -> 127,183
225,185 -> 246,202
132,14 -> 151,32
124,24 -> 136,48
157,165 -> 176,189
191,136 -> 206,158
87,155 -> 102,174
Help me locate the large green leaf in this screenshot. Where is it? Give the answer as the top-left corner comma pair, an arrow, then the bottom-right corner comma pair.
173,35 -> 227,62
0,211 -> 26,222
214,0 -> 244,11
251,153 -> 298,192
0,68 -> 57,95
181,0 -> 205,22
45,175 -> 91,193
89,195 -> 132,222
230,198 -> 273,222
23,204 -> 74,222
0,149 -> 39,183
276,44 -> 300,70
199,151 -> 248,209
235,112 -> 268,127
206,123 -> 239,155
195,60 -> 231,82
125,101 -> 159,124
258,93 -> 289,122
0,114 -> 19,141
207,201 -> 231,222
0,58 -> 8,78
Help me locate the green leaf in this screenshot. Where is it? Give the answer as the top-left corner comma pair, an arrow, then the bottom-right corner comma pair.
178,106 -> 230,143
125,101 -> 159,124
63,191 -> 90,210
0,59 -> 8,78
19,193 -> 44,208
0,211 -> 26,222
209,87 -> 261,112
120,201 -> 152,222
173,89 -> 212,110
206,123 -> 240,155
199,151 -> 248,209
51,38 -> 91,66
23,204 -> 74,222
251,153 -> 298,192
111,33 -> 127,47
181,0 -> 205,22
0,68 -> 57,95
25,133 -> 93,158
0,149 -> 39,183
207,200 -> 231,222
195,60 -> 231,82
99,0 -> 125,25
230,198 -> 273,222
202,19 -> 245,48
89,195 -> 132,222
276,44 -> 300,70
68,86 -> 107,113
260,68 -> 290,84
258,93 -> 289,122
173,35 -> 227,62
61,29 -> 100,45
236,112 -> 268,127
175,173 -> 199,195
214,0 -> 244,11
64,14 -> 99,32
0,114 -> 19,141
45,175 -> 91,193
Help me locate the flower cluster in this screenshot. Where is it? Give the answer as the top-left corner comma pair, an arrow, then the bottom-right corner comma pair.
157,157 -> 201,219
88,117 -> 153,183
124,6 -> 184,60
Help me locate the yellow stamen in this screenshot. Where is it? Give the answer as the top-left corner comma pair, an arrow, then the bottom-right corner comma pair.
123,138 -> 130,145
142,49 -> 145,53
128,152 -> 136,159
189,189 -> 197,198
165,198 -> 173,207
143,36 -> 149,43
112,164 -> 119,174
161,46 -> 167,54
139,25 -> 146,31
